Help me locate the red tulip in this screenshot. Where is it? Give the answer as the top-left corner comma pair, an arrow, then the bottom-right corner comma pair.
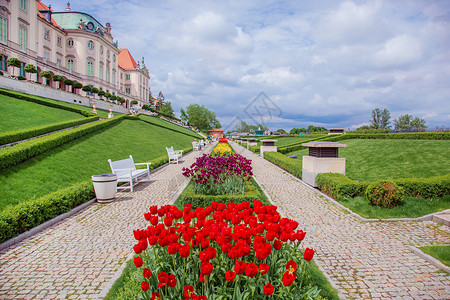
179,244 -> 191,258
201,261 -> 213,275
133,256 -> 143,268
234,260 -> 247,275
143,268 -> 152,279
263,283 -> 274,295
245,262 -> 258,277
141,281 -> 149,292
282,272 -> 296,286
304,248 -> 315,261
258,263 -> 270,275
167,274 -> 177,287
184,285 -> 195,297
225,270 -> 236,282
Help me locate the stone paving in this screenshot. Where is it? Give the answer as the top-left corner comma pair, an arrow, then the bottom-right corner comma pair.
0,144 -> 213,300
232,142 -> 450,300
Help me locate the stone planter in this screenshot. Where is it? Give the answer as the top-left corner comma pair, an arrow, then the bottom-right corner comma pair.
92,174 -> 117,203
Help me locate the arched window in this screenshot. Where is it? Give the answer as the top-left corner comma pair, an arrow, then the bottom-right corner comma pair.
107,50 -> 110,59
67,59 -> 74,71
100,45 -> 103,55
106,68 -> 110,83
87,40 -> 94,50
67,38 -> 73,47
87,61 -> 94,76
112,69 -> 116,86
113,54 -> 116,63
99,63 -> 103,80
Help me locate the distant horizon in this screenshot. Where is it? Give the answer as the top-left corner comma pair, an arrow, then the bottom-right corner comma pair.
50,0 -> 450,130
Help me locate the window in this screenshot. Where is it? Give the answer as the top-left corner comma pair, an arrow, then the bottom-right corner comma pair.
107,50 -> 110,59
87,61 -> 94,76
99,64 -> 103,80
44,28 -> 49,40
56,58 -> 61,66
57,36 -> 62,46
20,62 -> 25,77
67,59 -> 74,71
87,41 -> 94,50
67,38 -> 73,47
19,27 -> 27,51
0,16 -> 7,44
106,68 -> 110,83
120,72 -> 123,79
20,0 -> 27,11
113,54 -> 116,62
126,74 -> 130,80
100,45 -> 103,55
0,55 -> 7,71
126,88 -> 130,94
44,51 -> 50,60
112,69 -> 116,85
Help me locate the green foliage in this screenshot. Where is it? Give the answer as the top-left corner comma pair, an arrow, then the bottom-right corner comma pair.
263,152 -> 303,178
0,70 -> 3,76
365,181 -> 404,208
6,57 -> 21,75
275,128 -> 287,134
394,175 -> 450,198
82,85 -> 91,92
0,180 -> 95,243
91,87 -> 99,94
370,108 -> 391,129
98,90 -> 105,96
40,71 -> 52,79
105,92 -> 112,99
64,79 -> 74,86
110,95 -> 117,101
138,114 -> 201,139
159,101 -> 175,118
24,64 -> 37,79
183,104 -> 221,130
131,100 -> 138,104
393,114 -> 427,131
316,173 -> 368,199
0,116 -> 98,145
0,115 -> 126,171
234,120 -> 268,133
52,74 -> 64,82
73,82 -> 83,89
17,76 -> 26,80
419,245 -> 450,267
353,127 -> 390,133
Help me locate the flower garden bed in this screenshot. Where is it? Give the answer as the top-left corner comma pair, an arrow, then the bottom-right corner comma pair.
105,139 -> 340,299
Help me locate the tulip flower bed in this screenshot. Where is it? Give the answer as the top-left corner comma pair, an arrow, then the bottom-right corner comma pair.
131,201 -> 324,299
214,138 -> 233,154
182,153 -> 253,196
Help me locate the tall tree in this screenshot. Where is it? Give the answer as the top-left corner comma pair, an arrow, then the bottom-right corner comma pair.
183,104 -> 221,130
371,108 -> 391,129
393,114 -> 427,131
234,120 -> 268,132
24,64 -> 37,80
160,101 -> 175,118
180,108 -> 188,123
7,58 -> 21,76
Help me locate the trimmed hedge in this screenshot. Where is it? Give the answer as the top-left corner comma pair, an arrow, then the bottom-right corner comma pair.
316,173 -> 450,200
0,115 -> 126,171
0,88 -> 96,117
175,178 -> 269,209
0,116 -> 99,145
0,180 -> 95,243
263,152 -> 303,179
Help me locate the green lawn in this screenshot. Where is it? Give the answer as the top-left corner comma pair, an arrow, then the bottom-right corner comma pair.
138,114 -> 201,138
287,139 -> 450,181
0,119 -> 195,211
256,136 -> 316,147
336,195 -> 450,219
0,94 -> 85,132
419,245 -> 450,267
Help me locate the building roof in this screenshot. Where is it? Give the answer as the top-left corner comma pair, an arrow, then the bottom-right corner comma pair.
118,49 -> 137,70
211,128 -> 224,132
37,2 -> 63,30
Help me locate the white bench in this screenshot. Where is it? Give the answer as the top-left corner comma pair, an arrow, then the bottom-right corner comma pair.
108,155 -> 151,192
166,146 -> 183,164
192,141 -> 199,151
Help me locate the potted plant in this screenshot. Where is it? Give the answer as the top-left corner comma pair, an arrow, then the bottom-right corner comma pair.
6,57 -> 21,77
53,75 -> 64,89
40,71 -> 52,85
24,64 -> 37,81
73,82 -> 83,94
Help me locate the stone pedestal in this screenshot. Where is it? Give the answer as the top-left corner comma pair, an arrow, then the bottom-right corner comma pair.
260,139 -> 277,159
301,141 -> 347,187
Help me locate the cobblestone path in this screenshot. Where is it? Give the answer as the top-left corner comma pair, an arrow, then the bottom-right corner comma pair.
0,145 -> 212,300
232,142 -> 450,300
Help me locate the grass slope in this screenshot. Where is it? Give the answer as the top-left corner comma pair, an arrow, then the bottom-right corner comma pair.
419,245 -> 450,267
256,136 -> 314,147
0,119 -> 194,211
0,94 -> 84,132
139,114 -> 201,138
287,139 -> 450,182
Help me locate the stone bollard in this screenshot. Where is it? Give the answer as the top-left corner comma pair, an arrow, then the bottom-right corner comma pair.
260,139 -> 277,159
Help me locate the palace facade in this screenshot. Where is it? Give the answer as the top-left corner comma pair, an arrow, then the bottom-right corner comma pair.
0,0 -> 150,107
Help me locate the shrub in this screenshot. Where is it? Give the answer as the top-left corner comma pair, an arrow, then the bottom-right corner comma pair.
0,115 -> 126,170
98,90 -> 105,97
52,75 -> 64,82
82,85 -> 91,92
264,152 -> 303,178
105,92 -> 112,99
35,81 -> 42,84
17,76 -> 26,80
316,173 -> 368,199
40,71 -> 52,79
91,87 -> 99,94
0,180 -> 95,243
0,116 -> 99,145
394,174 -> 450,198
73,82 -> 83,89
131,100 -> 138,105
365,181 -> 404,208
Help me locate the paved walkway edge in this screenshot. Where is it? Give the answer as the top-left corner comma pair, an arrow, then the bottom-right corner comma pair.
0,158 -> 180,252
254,148 -> 448,224
408,245 -> 450,273
252,176 -> 347,300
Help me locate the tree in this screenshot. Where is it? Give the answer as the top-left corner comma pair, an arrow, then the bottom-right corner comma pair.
234,120 -> 268,133
98,90 -> 105,98
156,91 -> 165,110
370,108 -> 391,129
180,108 -> 188,123
183,104 -> 221,130
393,114 -> 427,131
64,79 -> 74,92
40,71 -> 52,84
6,58 -> 21,76
307,125 -> 327,132
53,75 -> 64,89
275,129 -> 287,134
82,85 -> 91,93
160,101 -> 175,118
24,64 -> 37,80
290,128 -> 308,134
73,82 -> 83,93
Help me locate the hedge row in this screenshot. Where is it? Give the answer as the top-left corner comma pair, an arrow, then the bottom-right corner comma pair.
263,152 -> 303,178
175,178 -> 269,209
278,132 -> 450,154
145,107 -> 182,122
0,116 -> 99,145
316,173 -> 450,200
138,115 -> 201,139
0,180 -> 95,243
0,88 -> 96,117
0,115 -> 126,171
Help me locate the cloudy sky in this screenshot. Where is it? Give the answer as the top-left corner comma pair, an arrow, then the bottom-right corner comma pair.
51,0 -> 450,131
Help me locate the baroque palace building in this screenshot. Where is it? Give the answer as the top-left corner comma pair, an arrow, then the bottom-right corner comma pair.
0,0 -> 150,107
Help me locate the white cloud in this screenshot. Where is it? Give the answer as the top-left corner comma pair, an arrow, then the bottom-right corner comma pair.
374,35 -> 423,69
